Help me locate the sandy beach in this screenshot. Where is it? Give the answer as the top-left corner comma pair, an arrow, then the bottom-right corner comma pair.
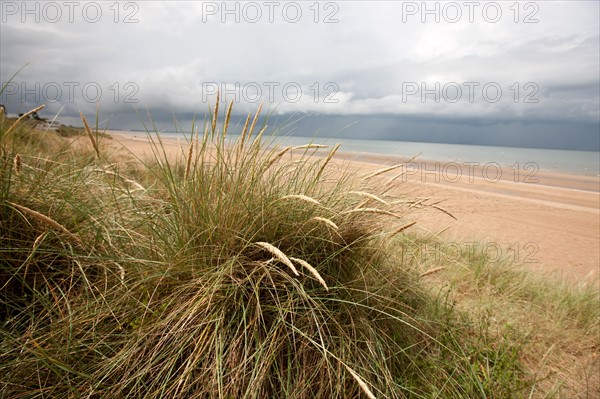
107,131 -> 600,283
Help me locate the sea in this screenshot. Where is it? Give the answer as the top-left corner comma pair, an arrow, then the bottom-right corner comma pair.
154,131 -> 600,177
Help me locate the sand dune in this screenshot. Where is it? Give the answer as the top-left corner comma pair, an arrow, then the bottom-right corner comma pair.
108,131 -> 600,282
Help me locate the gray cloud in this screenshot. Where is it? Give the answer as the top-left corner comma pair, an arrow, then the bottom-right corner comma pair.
1,0 -> 598,150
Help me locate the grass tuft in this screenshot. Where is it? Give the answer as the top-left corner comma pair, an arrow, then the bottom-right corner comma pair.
0,101 -> 596,398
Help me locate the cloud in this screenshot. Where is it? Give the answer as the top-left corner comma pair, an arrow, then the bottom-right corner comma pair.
1,0 -> 598,149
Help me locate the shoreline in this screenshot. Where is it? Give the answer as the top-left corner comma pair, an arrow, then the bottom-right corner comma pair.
107,130 -> 600,192
107,130 -> 600,282
336,151 -> 600,193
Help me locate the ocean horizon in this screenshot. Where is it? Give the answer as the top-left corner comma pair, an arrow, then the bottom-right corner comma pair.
133,131 -> 600,177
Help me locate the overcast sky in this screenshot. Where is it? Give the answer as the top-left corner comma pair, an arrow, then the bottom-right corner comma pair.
1,1 -> 598,149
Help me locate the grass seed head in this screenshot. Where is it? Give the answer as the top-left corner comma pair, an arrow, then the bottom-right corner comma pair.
13,154 -> 21,175
312,216 -> 339,231
279,194 -> 321,206
290,256 -> 329,291
348,191 -> 389,206
254,242 -> 300,276
79,112 -> 100,158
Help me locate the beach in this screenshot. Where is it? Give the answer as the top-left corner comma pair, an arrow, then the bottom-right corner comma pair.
108,131 -> 600,283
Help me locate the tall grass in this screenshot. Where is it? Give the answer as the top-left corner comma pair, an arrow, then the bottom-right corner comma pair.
0,101 -> 596,398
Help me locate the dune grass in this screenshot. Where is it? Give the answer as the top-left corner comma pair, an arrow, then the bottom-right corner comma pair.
0,102 -> 597,398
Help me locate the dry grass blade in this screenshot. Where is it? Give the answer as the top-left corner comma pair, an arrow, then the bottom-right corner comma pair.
293,144 -> 329,150
222,100 -> 234,138
388,221 -> 417,238
348,191 -> 389,206
315,143 -> 340,181
247,103 -> 263,140
117,265 -> 125,282
312,216 -> 339,230
254,242 -> 300,276
264,146 -> 292,170
363,154 -> 422,180
92,169 -> 146,191
344,364 -> 377,399
362,163 -> 404,180
14,154 -> 21,175
251,124 -> 269,146
434,226 -> 451,236
184,130 -> 195,181
32,232 -> 47,250
211,91 -> 220,136
9,201 -> 82,245
430,204 -> 457,220
79,112 -> 100,158
342,208 -> 402,219
278,194 -> 321,206
420,266 -> 446,278
384,170 -> 408,187
289,257 -> 328,291
405,197 -> 431,208
239,111 -> 251,146
6,104 -> 46,135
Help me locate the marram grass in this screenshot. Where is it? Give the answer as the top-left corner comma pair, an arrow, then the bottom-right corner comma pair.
1,102 -> 596,398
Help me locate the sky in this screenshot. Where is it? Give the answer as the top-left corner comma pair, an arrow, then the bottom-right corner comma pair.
1,0 -> 599,150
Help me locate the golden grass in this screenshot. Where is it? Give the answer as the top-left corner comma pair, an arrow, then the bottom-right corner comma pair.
79,112 -> 100,158
263,146 -> 292,170
362,163 -> 404,180
254,241 -> 300,276
239,112 -> 251,145
278,194 -> 322,206
91,168 -> 146,191
251,124 -> 269,146
384,170 -> 408,187
13,154 -> 21,175
315,143 -> 340,181
388,221 -> 417,238
184,130 -> 195,181
293,144 -> 329,150
222,100 -> 234,138
344,364 -> 377,399
8,201 -> 82,245
247,103 -> 263,141
289,256 -> 329,291
4,101 -> 593,397
211,91 -> 220,135
419,266 -> 446,278
348,191 -> 390,206
312,216 -> 339,231
342,207 -> 402,219
6,104 -> 45,135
